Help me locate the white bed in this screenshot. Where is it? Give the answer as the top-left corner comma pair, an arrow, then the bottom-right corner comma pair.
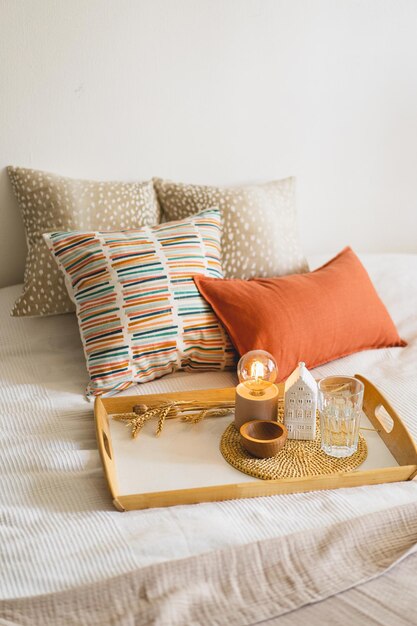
1,254 -> 417,624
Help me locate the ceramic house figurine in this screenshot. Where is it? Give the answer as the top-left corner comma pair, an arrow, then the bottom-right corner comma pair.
284,362 -> 318,440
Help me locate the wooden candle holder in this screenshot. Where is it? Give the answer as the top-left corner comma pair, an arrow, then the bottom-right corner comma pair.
234,383 -> 279,430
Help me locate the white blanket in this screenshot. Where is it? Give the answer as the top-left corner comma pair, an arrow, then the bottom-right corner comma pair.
1,254 -> 417,600
2,500 -> 417,625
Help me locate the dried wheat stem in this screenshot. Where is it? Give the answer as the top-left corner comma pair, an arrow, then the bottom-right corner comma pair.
155,405 -> 172,437
112,400 -> 235,439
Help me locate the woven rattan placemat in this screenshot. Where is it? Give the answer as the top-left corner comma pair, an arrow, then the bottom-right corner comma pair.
220,411 -> 368,480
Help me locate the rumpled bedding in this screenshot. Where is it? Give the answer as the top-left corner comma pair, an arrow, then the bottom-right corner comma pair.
1,254 -> 417,624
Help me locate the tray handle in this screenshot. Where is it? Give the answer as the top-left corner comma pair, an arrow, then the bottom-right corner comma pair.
95,399 -> 114,461
355,374 -> 417,468
94,397 -> 125,510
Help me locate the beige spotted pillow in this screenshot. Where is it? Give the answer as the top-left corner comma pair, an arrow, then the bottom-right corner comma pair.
8,167 -> 160,316
153,177 -> 308,279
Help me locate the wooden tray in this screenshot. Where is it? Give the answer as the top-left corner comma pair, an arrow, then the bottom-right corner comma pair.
94,375 -> 417,511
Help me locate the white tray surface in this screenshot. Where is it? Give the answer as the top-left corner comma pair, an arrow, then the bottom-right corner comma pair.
108,410 -> 398,496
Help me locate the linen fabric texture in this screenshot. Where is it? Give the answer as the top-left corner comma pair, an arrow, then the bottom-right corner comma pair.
154,176 -> 308,280
43,208 -> 235,397
8,166 -> 160,317
194,247 -> 406,381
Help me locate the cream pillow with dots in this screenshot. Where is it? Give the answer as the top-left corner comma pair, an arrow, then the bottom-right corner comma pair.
8,167 -> 160,316
153,177 -> 308,280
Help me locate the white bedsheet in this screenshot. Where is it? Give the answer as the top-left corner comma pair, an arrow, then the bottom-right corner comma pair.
1,253 -> 417,600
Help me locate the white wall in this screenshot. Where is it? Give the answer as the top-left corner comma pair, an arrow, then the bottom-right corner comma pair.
1,0 -> 417,287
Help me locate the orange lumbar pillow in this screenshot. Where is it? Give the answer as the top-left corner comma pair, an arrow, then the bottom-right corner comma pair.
194,247 -> 406,381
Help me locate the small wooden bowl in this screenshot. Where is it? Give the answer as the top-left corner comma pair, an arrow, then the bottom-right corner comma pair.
239,420 -> 288,459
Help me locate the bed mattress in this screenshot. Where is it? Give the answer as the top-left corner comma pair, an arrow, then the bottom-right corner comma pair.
1,253 -> 417,602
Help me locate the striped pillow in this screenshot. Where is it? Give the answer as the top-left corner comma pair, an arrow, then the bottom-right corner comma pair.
44,209 -> 236,397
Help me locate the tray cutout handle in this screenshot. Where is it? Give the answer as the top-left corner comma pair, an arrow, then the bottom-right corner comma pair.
355,374 -> 417,467
94,397 -> 120,504
102,430 -> 112,460
374,404 -> 394,433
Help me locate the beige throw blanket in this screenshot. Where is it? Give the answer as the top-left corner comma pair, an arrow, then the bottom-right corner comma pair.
2,498 -> 417,626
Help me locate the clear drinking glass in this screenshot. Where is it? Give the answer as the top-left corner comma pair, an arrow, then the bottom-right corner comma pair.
318,376 -> 364,458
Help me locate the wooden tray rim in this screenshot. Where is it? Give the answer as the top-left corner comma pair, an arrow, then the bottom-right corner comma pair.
95,375 -> 417,511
